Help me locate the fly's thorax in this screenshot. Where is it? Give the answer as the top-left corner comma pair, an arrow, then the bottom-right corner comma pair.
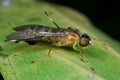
61,30 -> 80,45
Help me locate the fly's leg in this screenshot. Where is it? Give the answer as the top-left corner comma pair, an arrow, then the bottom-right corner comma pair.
73,42 -> 86,62
47,46 -> 52,57
31,46 -> 52,63
47,42 -> 63,57
73,42 -> 95,72
47,42 -> 62,57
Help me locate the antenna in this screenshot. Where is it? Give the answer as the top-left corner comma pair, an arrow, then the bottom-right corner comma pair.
44,11 -> 60,29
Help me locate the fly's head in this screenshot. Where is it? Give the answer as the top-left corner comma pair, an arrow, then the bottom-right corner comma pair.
79,33 -> 93,47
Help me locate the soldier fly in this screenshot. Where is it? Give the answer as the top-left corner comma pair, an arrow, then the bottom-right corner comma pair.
5,11 -> 94,73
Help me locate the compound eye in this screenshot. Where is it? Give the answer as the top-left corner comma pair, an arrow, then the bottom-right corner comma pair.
80,33 -> 91,47
80,38 -> 89,47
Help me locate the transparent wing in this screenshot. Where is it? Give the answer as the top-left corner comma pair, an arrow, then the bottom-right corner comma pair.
13,25 -> 45,31
6,25 -> 65,42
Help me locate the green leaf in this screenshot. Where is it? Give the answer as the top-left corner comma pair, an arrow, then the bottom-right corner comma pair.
0,0 -> 120,80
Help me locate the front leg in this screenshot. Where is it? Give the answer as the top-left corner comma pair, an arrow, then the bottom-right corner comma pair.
73,42 -> 95,72
73,42 -> 86,62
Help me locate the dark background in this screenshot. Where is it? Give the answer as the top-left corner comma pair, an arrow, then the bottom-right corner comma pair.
43,0 -> 120,41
